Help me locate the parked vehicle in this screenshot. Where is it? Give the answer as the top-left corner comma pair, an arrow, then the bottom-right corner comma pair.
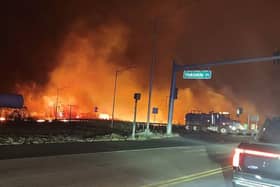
232,117 -> 280,187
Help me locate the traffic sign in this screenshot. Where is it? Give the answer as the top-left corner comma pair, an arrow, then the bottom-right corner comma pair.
152,107 -> 158,114
134,93 -> 141,100
183,70 -> 212,79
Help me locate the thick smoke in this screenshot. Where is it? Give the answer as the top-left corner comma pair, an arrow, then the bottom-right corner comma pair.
6,0 -> 280,123
18,21 -> 252,123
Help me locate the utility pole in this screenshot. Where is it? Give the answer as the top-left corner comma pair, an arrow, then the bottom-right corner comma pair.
146,21 -> 158,133
69,104 -> 74,122
55,86 -> 68,121
55,88 -> 59,120
111,70 -> 119,128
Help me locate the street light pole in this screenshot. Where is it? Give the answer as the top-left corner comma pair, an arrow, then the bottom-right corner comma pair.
111,70 -> 119,128
146,21 -> 158,133
111,66 -> 136,128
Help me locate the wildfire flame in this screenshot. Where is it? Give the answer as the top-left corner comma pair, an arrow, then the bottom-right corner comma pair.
16,23 -> 257,124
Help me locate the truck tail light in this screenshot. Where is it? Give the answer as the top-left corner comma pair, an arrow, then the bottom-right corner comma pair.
233,148 -> 242,167
232,148 -> 280,167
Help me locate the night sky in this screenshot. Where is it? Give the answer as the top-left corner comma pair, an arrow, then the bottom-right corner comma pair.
1,0 -> 280,119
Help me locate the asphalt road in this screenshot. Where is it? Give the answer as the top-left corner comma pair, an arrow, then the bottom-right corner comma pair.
0,133 -> 253,187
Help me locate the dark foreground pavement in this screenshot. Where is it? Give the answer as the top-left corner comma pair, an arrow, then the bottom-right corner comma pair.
0,133 -> 253,187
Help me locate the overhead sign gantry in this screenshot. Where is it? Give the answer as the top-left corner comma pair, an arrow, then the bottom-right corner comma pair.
166,55 -> 280,135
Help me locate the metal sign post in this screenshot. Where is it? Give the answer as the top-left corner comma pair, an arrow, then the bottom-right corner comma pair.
167,61 -> 177,135
152,107 -> 158,122
132,93 -> 141,140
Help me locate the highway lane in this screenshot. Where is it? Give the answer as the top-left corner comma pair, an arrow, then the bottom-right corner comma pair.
0,137 -> 199,160
0,134 -> 252,187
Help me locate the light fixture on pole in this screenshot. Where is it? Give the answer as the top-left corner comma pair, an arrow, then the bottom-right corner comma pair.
111,66 -> 136,128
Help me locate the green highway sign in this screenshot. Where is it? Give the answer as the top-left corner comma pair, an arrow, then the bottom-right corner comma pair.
183,70 -> 212,79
